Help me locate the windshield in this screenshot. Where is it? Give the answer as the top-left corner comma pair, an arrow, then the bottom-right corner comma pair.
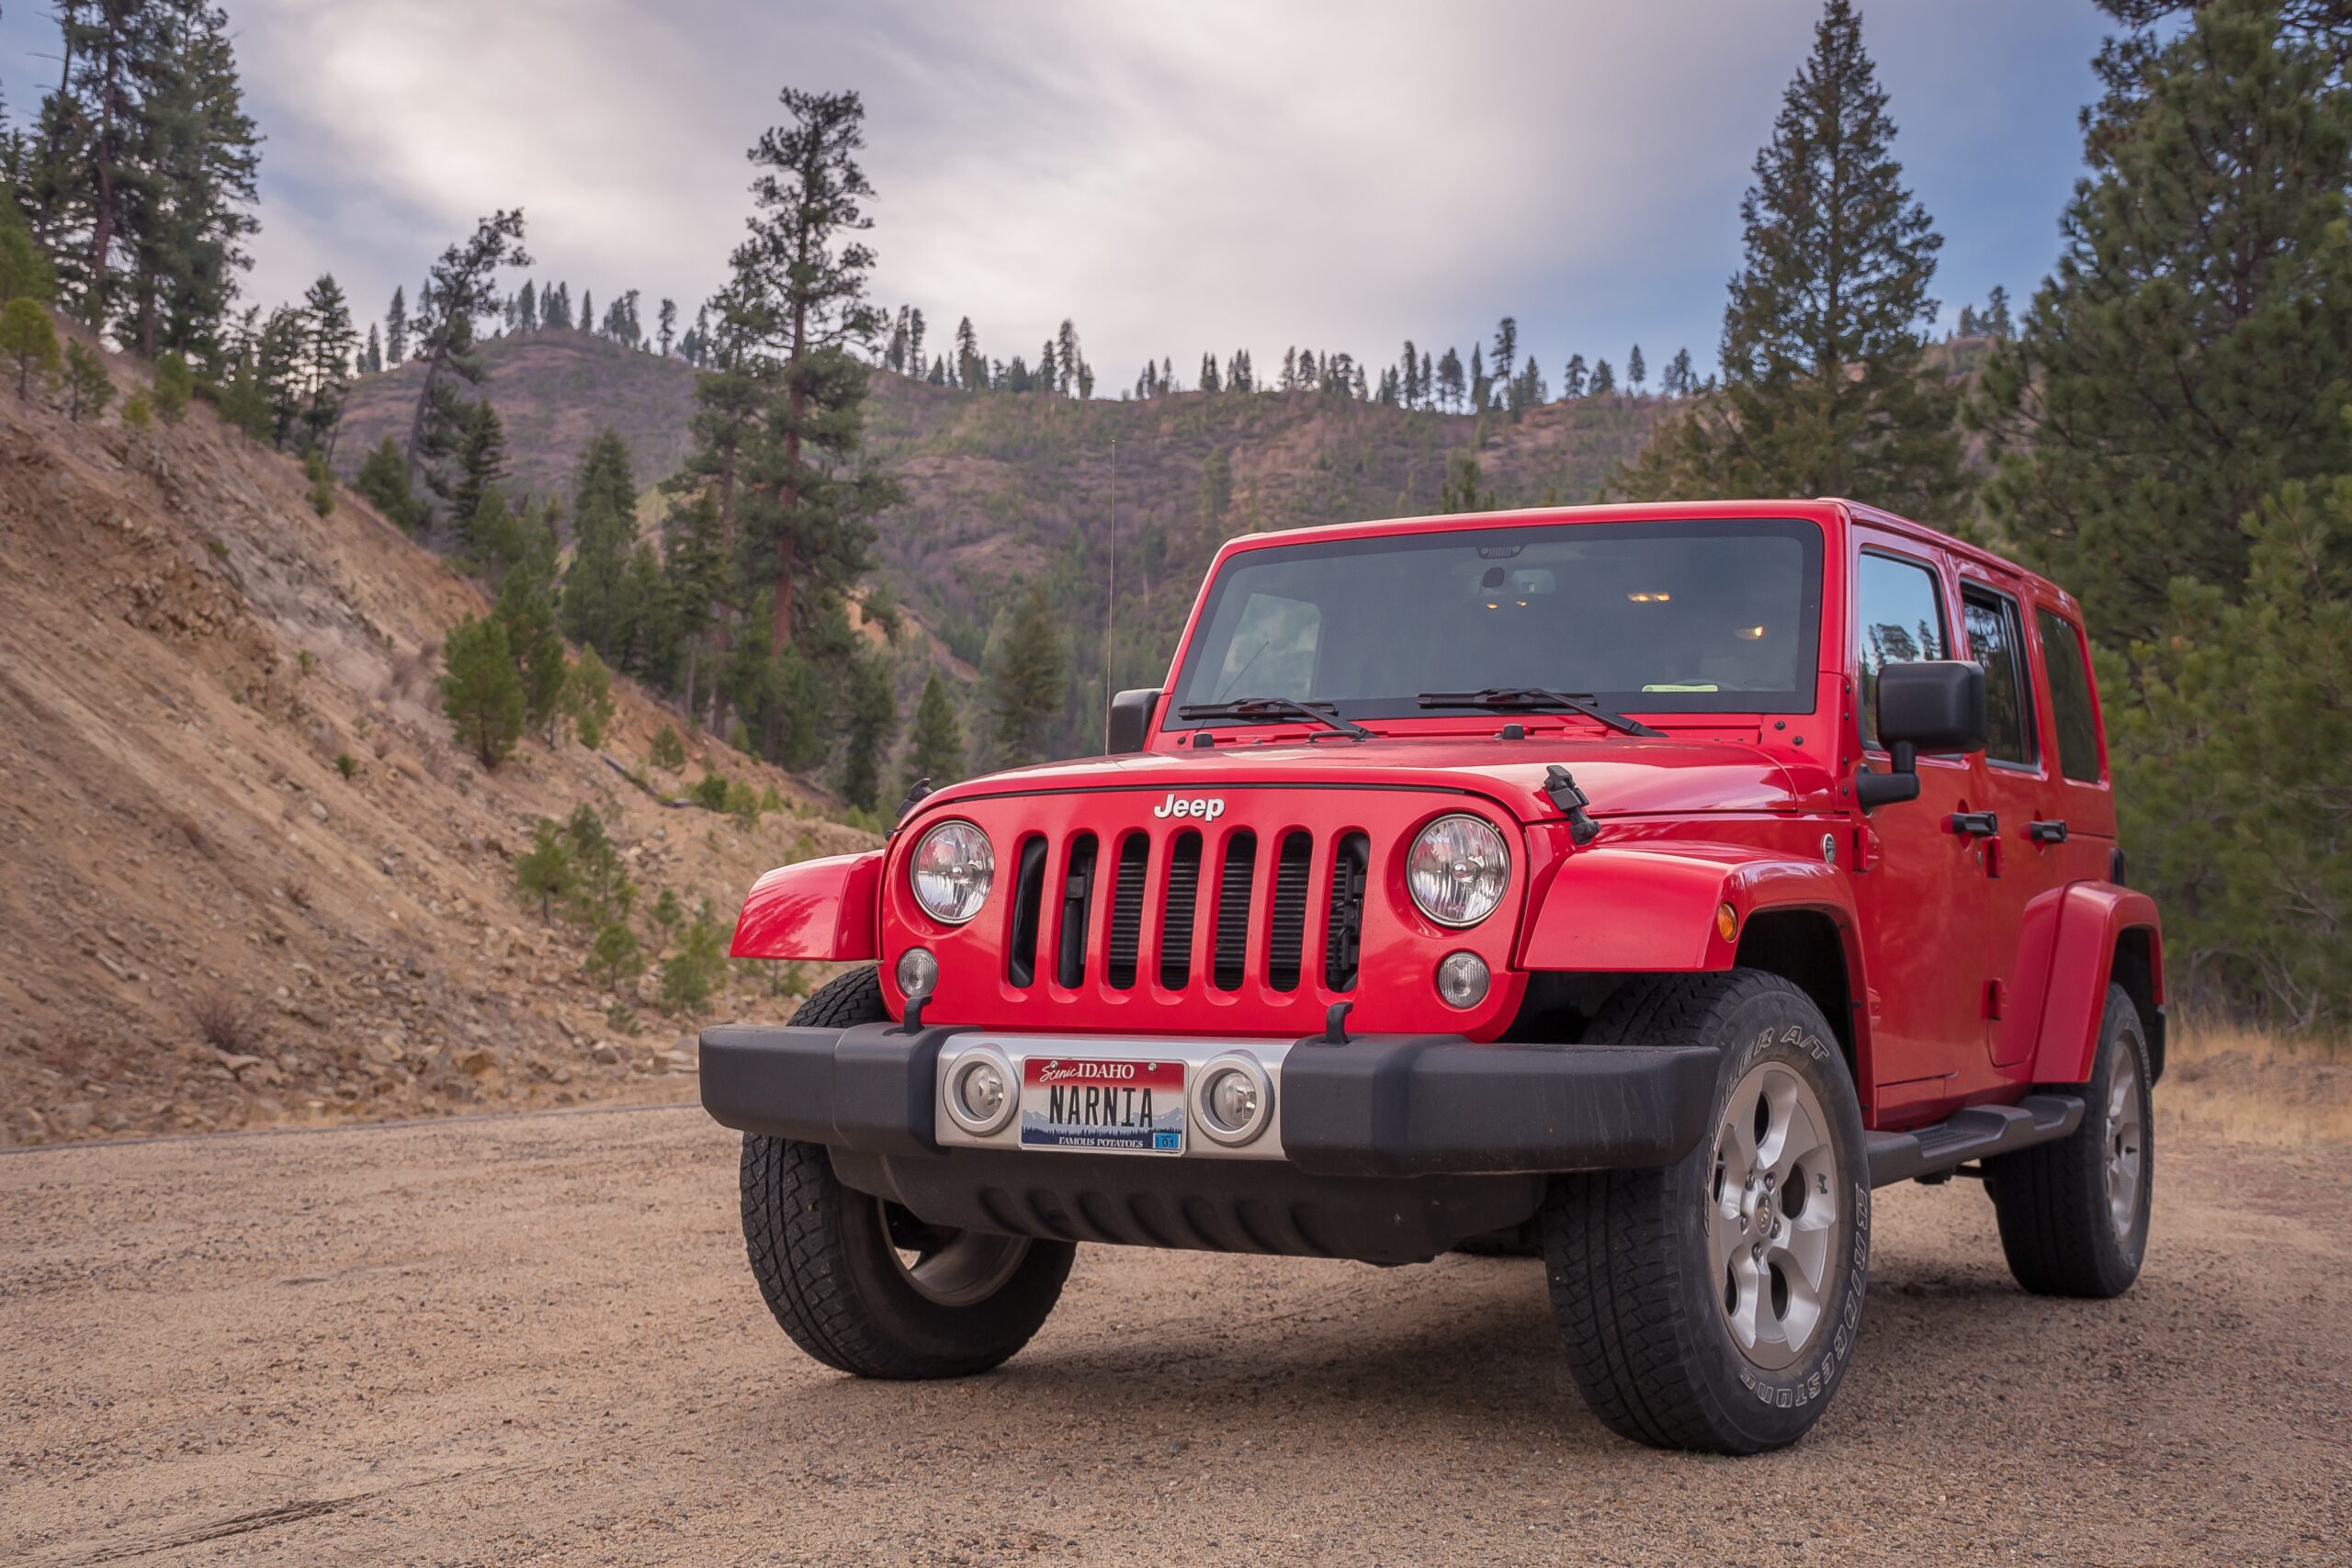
1166,518 -> 1825,724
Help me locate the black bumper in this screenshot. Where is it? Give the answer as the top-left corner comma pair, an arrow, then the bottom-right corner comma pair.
698,1021 -> 1718,1178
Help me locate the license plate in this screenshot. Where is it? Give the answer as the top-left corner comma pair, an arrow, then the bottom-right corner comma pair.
1020,1056 -> 1185,1155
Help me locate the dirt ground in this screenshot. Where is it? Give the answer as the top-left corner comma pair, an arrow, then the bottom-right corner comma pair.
4,1103 -> 2348,1567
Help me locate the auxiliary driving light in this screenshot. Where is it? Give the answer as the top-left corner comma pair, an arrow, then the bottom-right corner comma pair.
1193,1054 -> 1274,1147
896,946 -> 940,999
944,1047 -> 1016,1136
1436,951 -> 1490,1009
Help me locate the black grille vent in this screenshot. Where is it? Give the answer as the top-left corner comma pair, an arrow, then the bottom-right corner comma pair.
1105,834 -> 1149,988
1267,830 -> 1314,991
1055,834 -> 1098,988
1005,835 -> 1048,987
1159,832 -> 1202,989
1323,831 -> 1370,992
1213,832 -> 1257,991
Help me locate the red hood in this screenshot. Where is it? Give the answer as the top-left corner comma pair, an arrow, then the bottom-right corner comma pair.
923,733 -> 1807,825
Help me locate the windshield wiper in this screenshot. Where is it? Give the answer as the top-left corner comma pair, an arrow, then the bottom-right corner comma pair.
1177,696 -> 1373,740
1418,686 -> 1664,739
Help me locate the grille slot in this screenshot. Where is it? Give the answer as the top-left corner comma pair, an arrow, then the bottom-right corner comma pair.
1213,831 -> 1258,991
1159,832 -> 1202,989
1055,834 -> 1098,987
1104,833 -> 1149,988
1005,835 -> 1048,987
1267,830 -> 1314,991
1324,831 -> 1370,992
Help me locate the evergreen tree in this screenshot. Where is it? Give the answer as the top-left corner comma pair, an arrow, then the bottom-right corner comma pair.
303,446 -> 335,516
2,298 -> 57,397
403,210 -> 529,515
1627,343 -> 1646,395
989,587 -> 1064,767
514,277 -> 536,332
565,646 -> 616,749
731,87 -> 896,651
354,435 -> 422,530
450,397 -> 510,553
1561,353 -> 1588,399
1469,342 -> 1488,411
254,302 -> 303,445
152,347 -> 190,421
1589,357 -> 1616,396
300,272 -> 355,450
496,570 -> 569,739
1957,304 -> 1979,337
902,670 -> 964,790
1664,346 -> 1694,396
1436,346 -> 1464,410
440,615 -> 526,768
386,285 -> 406,366
1400,339 -> 1419,407
906,307 -> 925,374
1619,0 -> 1962,520
579,287 -> 593,333
363,321 -> 381,374
837,651 -> 898,809
1973,7 -> 2348,644
1056,319 -> 1081,396
542,281 -> 571,332
1199,351 -> 1220,392
63,336 -> 111,419
1983,283 -> 2012,338
657,296 -> 676,355
0,197 -> 56,303
561,429 -> 641,657
954,315 -> 982,389
1491,317 -> 1518,407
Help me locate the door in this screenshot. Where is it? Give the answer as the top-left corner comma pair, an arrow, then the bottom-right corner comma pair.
1958,578 -> 2060,1068
1847,540 -> 1990,1112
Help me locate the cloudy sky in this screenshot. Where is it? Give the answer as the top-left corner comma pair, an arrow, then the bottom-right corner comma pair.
0,0 -> 2111,385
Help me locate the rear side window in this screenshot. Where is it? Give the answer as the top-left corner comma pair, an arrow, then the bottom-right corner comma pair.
2036,607 -> 2102,782
1962,585 -> 2037,767
1854,552 -> 1949,749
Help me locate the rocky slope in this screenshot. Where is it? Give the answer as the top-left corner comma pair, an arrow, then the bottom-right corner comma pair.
0,334 -> 873,1147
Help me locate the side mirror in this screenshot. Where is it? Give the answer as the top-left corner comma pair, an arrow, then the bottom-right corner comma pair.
1856,660 -> 1986,811
1108,688 -> 1160,754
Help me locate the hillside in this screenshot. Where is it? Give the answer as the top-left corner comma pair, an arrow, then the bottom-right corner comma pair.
334,330 -> 1669,748
0,335 -> 875,1148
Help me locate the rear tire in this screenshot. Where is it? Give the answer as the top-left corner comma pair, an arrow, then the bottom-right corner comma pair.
1985,983 -> 2152,1299
738,966 -> 1076,1378
1539,971 -> 1871,1453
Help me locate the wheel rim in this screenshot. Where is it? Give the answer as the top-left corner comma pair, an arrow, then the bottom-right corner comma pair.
877,1199 -> 1031,1307
2106,1042 -> 2146,1248
1710,1060 -> 1843,1371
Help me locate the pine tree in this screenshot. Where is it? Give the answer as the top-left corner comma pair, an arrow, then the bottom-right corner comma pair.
954,315 -> 982,389
514,277 -> 536,332
386,285 -> 406,366
2,297 -> 58,397
565,646 -> 616,749
1957,304 -> 1979,337
1491,317 -> 1518,408
152,347 -> 190,421
1983,284 -> 2011,339
354,435 -> 422,530
1620,0 -> 1962,521
561,429 -> 640,657
837,651 -> 898,809
902,670 -> 964,790
1589,357 -> 1615,396
989,587 -> 1064,767
450,397 -> 510,553
1665,346 -> 1694,396
1399,339 -> 1419,408
403,210 -> 528,516
300,272 -> 355,450
496,570 -> 569,739
63,337 -> 111,420
1056,319 -> 1081,396
303,446 -> 335,516
1469,343 -> 1488,411
1627,343 -> 1646,395
0,199 -> 57,305
440,614 -> 526,768
1436,346 -> 1464,410
1561,353 -> 1588,399
732,87 -> 896,652
657,296 -> 676,355
1973,5 -> 2351,646
363,321 -> 381,374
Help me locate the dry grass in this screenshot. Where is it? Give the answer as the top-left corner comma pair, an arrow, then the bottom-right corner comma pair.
2160,1015 -> 2352,1146
187,986 -> 257,1055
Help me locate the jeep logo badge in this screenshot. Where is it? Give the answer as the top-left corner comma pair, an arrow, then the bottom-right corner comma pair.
1153,793 -> 1227,821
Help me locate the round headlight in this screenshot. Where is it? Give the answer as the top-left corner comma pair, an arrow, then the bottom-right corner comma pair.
910,819 -> 993,924
1407,815 -> 1510,928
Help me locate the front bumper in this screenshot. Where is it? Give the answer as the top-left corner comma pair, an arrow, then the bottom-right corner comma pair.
699,1021 -> 1717,1177
700,1021 -> 1718,1264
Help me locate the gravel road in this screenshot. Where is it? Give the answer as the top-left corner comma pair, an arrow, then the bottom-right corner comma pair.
4,1106 -> 2347,1565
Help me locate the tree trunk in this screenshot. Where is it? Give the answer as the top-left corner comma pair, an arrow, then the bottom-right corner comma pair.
404,347 -> 441,497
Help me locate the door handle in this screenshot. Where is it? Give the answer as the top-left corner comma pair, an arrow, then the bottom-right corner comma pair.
1947,811 -> 1999,838
2027,819 -> 2069,845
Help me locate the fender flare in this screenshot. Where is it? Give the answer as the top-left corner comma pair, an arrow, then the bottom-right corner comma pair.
2023,882 -> 2164,1086
729,851 -> 883,961
1516,842 -> 1856,973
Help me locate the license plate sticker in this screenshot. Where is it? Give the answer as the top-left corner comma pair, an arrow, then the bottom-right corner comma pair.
1020,1056 -> 1185,1155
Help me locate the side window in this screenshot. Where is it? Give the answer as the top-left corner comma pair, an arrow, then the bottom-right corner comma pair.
1962,585 -> 2037,767
2036,606 -> 2103,783
1854,551 -> 1949,749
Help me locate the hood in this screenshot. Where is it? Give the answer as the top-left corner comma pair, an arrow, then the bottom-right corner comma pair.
930,733 -> 1804,824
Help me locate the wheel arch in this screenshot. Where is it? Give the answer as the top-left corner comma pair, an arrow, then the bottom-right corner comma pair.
2023,882 -> 2165,1086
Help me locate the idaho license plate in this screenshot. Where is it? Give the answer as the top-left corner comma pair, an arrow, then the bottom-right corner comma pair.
1020,1056 -> 1186,1155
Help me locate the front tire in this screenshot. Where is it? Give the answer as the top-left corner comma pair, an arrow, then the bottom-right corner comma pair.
738,967 -> 1076,1378
1540,971 -> 1871,1453
1984,983 -> 2153,1298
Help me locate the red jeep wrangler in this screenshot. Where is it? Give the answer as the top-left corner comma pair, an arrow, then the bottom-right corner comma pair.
703,500 -> 2162,1453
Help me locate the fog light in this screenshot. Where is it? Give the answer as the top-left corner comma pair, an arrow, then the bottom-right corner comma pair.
1193,1054 -> 1274,1147
896,945 -> 939,998
944,1048 -> 1015,1135
1436,951 -> 1490,1009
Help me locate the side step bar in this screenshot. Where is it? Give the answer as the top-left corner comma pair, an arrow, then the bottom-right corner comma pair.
1865,1094 -> 2085,1188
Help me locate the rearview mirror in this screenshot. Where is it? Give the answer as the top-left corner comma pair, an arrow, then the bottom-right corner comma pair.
1856,661 -> 1985,810
1108,688 -> 1159,754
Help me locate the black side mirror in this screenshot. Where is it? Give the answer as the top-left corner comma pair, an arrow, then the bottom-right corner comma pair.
1108,688 -> 1159,754
1856,660 -> 1986,810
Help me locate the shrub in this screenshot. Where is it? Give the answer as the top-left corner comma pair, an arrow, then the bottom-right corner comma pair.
0,297 -> 57,399
659,908 -> 729,1015
649,725 -> 687,770
188,986 -> 255,1054
122,389 -> 152,429
650,887 -> 684,933
690,771 -> 730,810
303,447 -> 335,516
565,646 -> 616,750
153,351 -> 192,423
62,339 -> 110,422
586,921 -> 643,987
334,751 -> 357,780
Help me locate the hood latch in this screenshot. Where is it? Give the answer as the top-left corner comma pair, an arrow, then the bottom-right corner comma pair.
1544,765 -> 1601,847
